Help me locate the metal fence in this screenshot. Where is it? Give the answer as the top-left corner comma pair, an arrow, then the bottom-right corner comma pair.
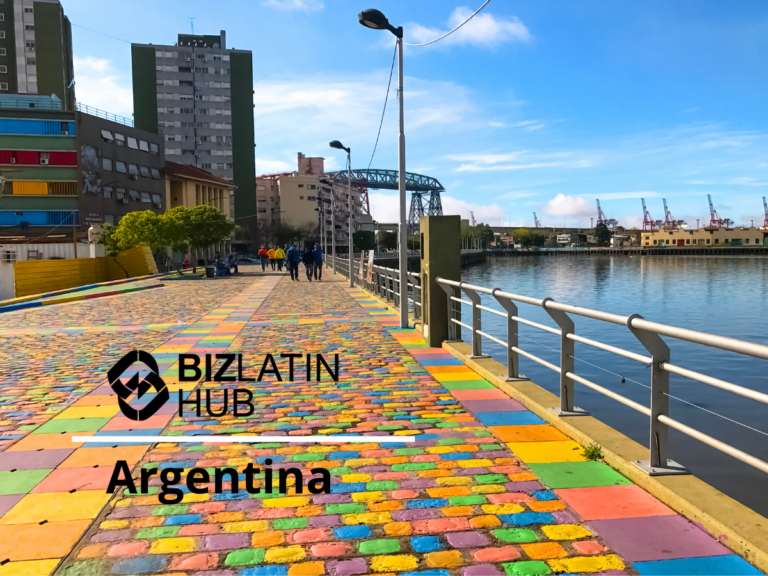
436,277 -> 768,477
75,103 -> 134,128
327,255 -> 422,320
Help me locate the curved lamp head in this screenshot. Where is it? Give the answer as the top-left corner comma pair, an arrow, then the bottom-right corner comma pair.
329,140 -> 349,153
358,9 -> 403,38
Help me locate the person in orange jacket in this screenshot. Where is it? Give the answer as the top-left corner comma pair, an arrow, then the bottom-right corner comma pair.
267,246 -> 277,270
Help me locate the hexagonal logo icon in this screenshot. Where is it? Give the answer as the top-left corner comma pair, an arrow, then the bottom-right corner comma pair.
108,350 -> 170,421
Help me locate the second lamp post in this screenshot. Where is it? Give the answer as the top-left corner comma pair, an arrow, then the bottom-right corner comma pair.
329,140 -> 354,288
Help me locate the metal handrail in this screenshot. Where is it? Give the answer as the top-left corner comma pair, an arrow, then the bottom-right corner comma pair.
436,276 -> 768,477
75,102 -> 135,128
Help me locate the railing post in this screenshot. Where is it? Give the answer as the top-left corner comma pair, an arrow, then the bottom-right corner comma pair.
542,298 -> 588,416
492,289 -> 528,381
628,314 -> 689,476
438,282 -> 460,342
462,286 -> 489,359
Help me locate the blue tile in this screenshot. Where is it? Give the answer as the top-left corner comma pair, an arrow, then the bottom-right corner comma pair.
532,490 -> 558,502
330,482 -> 366,494
410,536 -> 444,553
418,359 -> 464,366
477,411 -> 545,426
634,555 -> 762,575
165,514 -> 203,525
334,525 -> 371,539
239,567 -> 288,576
406,499 -> 449,508
112,556 -> 167,575
498,512 -> 555,526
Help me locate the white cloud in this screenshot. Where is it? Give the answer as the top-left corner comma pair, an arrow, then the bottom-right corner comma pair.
406,7 -> 531,48
728,176 -> 766,186
447,150 -> 594,172
368,192 -> 503,225
455,159 -> 593,172
499,191 -> 537,200
544,194 -> 593,217
73,57 -> 133,118
256,158 -> 294,175
260,0 -> 323,12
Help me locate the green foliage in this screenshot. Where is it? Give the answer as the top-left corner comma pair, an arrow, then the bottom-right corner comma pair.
595,223 -> 613,247
531,234 -> 547,247
514,228 -> 533,248
353,230 -> 375,251
112,210 -> 165,253
99,223 -> 120,257
582,443 -> 604,461
379,231 -> 397,250
184,204 -> 235,253
462,222 -> 495,246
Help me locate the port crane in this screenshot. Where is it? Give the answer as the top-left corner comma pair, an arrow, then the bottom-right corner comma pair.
533,212 -> 542,228
763,197 -> 768,228
641,198 -> 659,230
596,199 -> 617,230
470,211 -> 476,226
662,198 -> 686,229
707,194 -> 732,229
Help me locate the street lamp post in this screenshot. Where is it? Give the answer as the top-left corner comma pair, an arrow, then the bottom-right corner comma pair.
359,9 -> 408,328
330,141 -> 354,288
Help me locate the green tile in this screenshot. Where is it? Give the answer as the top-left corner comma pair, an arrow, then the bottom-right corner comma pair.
273,517 -> 308,529
0,469 -> 51,495
359,539 -> 400,554
32,417 -> 112,434
441,380 -> 495,390
494,528 -> 540,543
225,548 -> 265,566
528,461 -> 632,489
503,560 -> 552,575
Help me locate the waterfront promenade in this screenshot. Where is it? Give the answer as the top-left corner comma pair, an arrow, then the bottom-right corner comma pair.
0,270 -> 762,575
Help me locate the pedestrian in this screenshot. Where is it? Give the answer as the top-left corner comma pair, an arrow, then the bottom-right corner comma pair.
302,246 -> 314,281
258,245 -> 268,272
286,243 -> 302,281
267,246 -> 276,270
275,245 -> 285,271
226,253 -> 238,275
312,243 -> 323,281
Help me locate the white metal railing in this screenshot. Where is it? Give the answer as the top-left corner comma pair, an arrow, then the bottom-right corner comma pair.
436,277 -> 768,477
327,255 -> 421,320
76,102 -> 135,127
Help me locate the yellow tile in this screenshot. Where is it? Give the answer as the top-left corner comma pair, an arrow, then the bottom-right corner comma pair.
263,497 -> 310,508
342,512 -> 392,525
425,550 -> 464,568
352,491 -> 384,503
53,405 -> 120,419
221,520 -> 269,533
506,441 -> 588,463
342,474 -> 371,483
481,503 -> 525,515
541,524 -> 592,540
265,546 -> 306,563
149,537 -> 196,554
433,372 -> 484,382
548,554 -> 625,573
471,484 -> 506,494
370,555 -> 419,573
0,491 -> 112,524
0,560 -> 59,576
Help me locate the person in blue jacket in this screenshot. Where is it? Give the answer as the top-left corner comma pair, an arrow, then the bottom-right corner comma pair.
285,243 -> 302,281
312,243 -> 324,281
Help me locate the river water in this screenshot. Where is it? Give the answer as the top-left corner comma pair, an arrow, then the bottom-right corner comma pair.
459,254 -> 768,516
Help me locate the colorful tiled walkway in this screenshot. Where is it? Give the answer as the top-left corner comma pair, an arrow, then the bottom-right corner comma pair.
0,271 -> 762,575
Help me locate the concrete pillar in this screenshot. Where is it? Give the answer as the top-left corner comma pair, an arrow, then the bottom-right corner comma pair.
420,215 -> 461,347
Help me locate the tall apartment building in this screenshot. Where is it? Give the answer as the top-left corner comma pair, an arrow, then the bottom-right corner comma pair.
131,31 -> 256,221
0,0 -> 74,109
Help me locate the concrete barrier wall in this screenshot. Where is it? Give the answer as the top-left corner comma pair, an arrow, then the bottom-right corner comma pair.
13,245 -> 158,297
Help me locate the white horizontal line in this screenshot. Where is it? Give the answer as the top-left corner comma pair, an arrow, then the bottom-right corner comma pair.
72,435 -> 416,444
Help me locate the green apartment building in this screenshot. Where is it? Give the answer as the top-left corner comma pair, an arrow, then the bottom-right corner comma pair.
131,31 -> 256,222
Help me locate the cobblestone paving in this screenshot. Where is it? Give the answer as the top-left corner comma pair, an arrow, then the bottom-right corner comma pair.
0,272 -> 761,576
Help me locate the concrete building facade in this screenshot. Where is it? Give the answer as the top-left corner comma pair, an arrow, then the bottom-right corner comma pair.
0,0 -> 74,108
131,31 -> 255,221
643,227 -> 768,247
165,160 -> 234,217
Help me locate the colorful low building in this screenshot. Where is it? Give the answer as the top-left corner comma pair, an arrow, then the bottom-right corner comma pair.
642,227 -> 768,248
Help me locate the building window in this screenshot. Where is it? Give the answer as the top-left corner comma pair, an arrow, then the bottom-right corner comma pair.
151,168 -> 161,180
103,186 -> 113,199
706,239 -> 710,244
141,191 -> 151,203
0,66 -> 6,74
299,196 -> 304,200
24,7 -> 33,13
115,161 -> 127,174
129,190 -> 140,201
298,184 -> 304,188
0,83 -> 7,91
115,133 -> 125,146
25,25 -> 34,31
127,137 -> 138,150
151,193 -> 162,204
104,214 -> 115,225
26,42 -> 35,50
116,188 -> 126,200
139,140 -> 149,152
0,33 -> 6,40
150,143 -> 159,154
0,49 -> 5,56
308,196 -> 316,201
128,163 -> 139,176
102,158 -> 113,171
139,166 -> 150,178
100,129 -> 113,142
308,185 -> 316,190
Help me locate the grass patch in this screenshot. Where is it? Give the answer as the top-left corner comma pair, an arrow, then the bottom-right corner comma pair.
582,442 -> 604,461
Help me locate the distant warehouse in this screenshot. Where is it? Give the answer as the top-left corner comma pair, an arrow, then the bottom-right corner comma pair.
643,227 -> 768,248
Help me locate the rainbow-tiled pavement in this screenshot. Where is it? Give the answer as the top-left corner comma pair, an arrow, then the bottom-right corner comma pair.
0,270 -> 761,576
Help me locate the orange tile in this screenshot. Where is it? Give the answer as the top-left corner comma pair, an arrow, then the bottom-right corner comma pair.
7,433 -> 95,452
521,542 -> 568,560
0,520 -> 91,561
425,366 -> 476,374
59,445 -> 147,468
489,425 -> 568,443
555,485 -> 676,520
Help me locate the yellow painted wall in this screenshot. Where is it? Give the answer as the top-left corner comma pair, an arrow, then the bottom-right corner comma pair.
13,245 -> 159,298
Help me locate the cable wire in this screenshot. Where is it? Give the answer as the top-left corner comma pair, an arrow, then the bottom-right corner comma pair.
404,0 -> 492,47
71,23 -> 132,44
366,44 -> 397,175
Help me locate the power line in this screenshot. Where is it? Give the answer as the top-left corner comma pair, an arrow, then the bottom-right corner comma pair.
404,0 -> 492,47
71,23 -> 132,44
366,44 -> 397,175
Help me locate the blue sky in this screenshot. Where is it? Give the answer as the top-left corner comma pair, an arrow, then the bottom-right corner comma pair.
67,0 -> 768,228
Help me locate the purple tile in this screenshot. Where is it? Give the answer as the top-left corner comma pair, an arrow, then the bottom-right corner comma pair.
203,533 -> 250,551
0,494 -> 23,518
0,449 -> 74,471
446,531 -> 489,548
392,509 -> 442,521
327,557 -> 368,575
313,494 -> 351,504
462,399 -> 525,413
310,515 -> 342,528
506,481 -> 543,492
588,516 -> 732,562
91,529 -> 133,542
553,510 -> 578,524
464,565 -> 503,576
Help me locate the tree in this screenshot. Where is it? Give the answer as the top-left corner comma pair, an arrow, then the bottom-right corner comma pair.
531,234 -> 547,247
353,230 -> 375,251
379,231 -> 397,250
595,223 -> 613,247
514,228 -> 532,248
100,223 -> 120,257
184,204 -> 235,263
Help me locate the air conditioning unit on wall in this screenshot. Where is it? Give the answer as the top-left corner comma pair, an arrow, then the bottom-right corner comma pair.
1,250 -> 17,264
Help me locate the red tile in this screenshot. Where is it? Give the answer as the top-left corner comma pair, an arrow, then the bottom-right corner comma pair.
555,485 -> 676,520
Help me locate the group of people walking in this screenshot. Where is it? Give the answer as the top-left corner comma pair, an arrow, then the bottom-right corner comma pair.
257,243 -> 323,281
